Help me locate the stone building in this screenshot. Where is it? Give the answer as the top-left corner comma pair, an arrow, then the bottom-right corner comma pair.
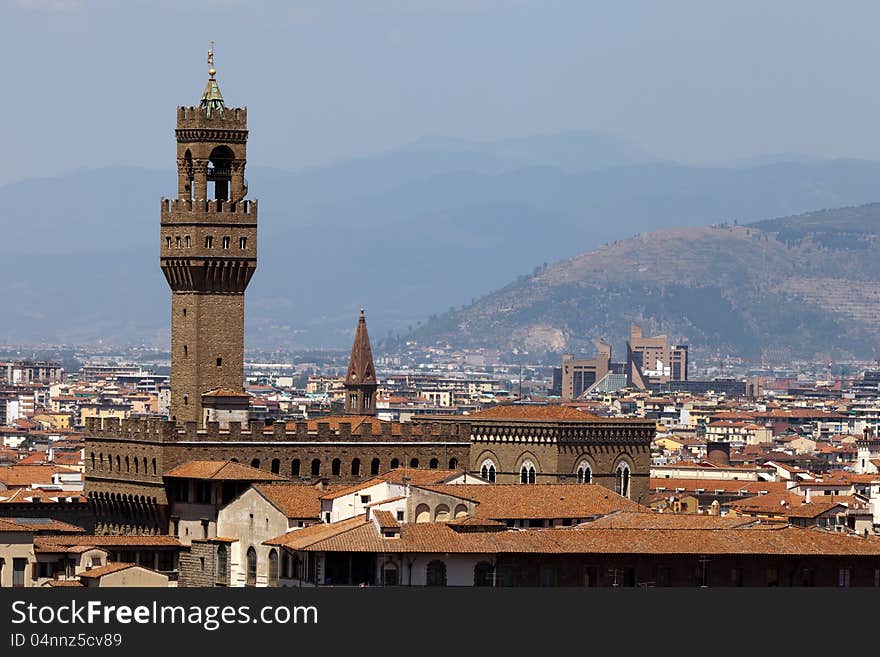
434,405 -> 655,502
84,53 -> 470,536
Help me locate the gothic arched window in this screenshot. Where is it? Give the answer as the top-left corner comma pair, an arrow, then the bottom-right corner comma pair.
520,460 -> 536,484
576,461 -> 592,484
616,462 -> 631,498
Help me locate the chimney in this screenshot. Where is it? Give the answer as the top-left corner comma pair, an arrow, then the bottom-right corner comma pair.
706,441 -> 731,467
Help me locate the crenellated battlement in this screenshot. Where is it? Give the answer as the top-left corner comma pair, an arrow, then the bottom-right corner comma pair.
160,198 -> 257,221
85,416 -> 470,444
177,106 -> 247,129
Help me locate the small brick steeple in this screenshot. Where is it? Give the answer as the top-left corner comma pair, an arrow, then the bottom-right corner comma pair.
344,309 -> 378,415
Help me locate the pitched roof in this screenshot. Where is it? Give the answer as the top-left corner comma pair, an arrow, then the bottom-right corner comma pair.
267,518 -> 880,556
466,405 -> 599,421
581,512 -> 759,530
0,518 -> 32,532
35,535 -> 180,549
164,460 -> 286,481
650,478 -> 788,496
253,483 -> 328,519
372,510 -> 399,530
78,562 -> 144,579
417,484 -> 645,520
0,464 -> 78,487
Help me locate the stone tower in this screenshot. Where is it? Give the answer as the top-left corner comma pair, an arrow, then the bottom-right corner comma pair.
160,47 -> 257,424
343,310 -> 378,415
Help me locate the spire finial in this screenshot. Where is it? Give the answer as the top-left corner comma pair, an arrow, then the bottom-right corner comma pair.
360,308 -> 365,317
207,40 -> 216,79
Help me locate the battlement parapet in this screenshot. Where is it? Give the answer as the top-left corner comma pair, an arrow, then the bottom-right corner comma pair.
177,106 -> 247,129
161,198 -> 257,221
85,417 -> 470,444
84,416 -> 177,442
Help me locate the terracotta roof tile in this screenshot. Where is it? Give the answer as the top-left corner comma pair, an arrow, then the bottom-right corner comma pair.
466,405 -> 599,421
253,483 -> 328,519
164,460 -> 286,481
417,484 -> 645,520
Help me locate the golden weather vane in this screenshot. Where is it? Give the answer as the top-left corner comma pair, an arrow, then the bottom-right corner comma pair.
207,40 -> 216,78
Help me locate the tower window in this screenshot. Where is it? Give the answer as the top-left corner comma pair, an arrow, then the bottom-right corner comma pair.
175,236 -> 182,248
183,395 -> 188,406
216,358 -> 222,367
166,236 -> 172,249
222,236 -> 230,249
182,308 -> 187,317
205,236 -> 213,248
239,237 -> 247,250
183,345 -> 188,357
184,235 -> 191,248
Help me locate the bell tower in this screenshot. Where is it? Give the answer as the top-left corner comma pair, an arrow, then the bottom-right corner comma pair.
344,309 -> 379,416
160,44 -> 257,424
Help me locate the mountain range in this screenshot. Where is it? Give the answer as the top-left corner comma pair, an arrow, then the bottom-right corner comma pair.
403,203 -> 880,363
2,131 -> 880,353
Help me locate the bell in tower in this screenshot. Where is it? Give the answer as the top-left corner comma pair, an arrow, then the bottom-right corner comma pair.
160,43 -> 258,425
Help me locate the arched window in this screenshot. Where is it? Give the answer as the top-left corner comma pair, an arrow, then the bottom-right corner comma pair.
474,561 -> 495,587
454,504 -> 468,518
415,504 -> 431,523
116,455 -> 121,471
370,458 -> 380,475
152,459 -> 157,475
429,458 -> 439,469
245,547 -> 257,587
125,456 -> 130,473
239,236 -> 247,250
251,458 -> 260,469
270,458 -> 280,474
576,461 -> 592,484
520,460 -> 536,484
331,458 -> 341,476
382,562 -> 399,586
230,458 -> 239,463
480,459 -> 497,483
217,544 -> 227,579
222,236 -> 230,249
291,459 -> 301,477
616,462 -> 631,498
410,458 -> 419,469
351,458 -> 361,477
449,458 -> 458,470
184,235 -> 191,248
426,560 -> 447,586
390,458 -> 400,470
267,549 -> 279,587
311,459 -> 321,476
134,458 -> 139,474
434,504 -> 451,521
143,457 -> 148,475
205,235 -> 213,248
90,453 -> 95,470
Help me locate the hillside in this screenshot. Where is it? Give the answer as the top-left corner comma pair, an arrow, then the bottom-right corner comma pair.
400,203 -> 880,362
4,136 -> 880,348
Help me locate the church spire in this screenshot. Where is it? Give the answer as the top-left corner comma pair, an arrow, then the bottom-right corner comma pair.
200,40 -> 225,116
344,309 -> 378,415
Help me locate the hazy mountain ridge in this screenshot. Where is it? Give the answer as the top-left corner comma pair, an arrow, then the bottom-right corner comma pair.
402,203 -> 880,362
3,132 -> 880,349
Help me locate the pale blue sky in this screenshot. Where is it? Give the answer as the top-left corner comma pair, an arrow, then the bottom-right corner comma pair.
2,0 -> 880,184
